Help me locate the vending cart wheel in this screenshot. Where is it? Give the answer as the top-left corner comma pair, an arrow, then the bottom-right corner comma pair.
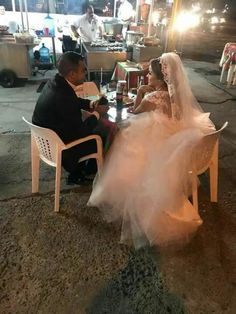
0,69 -> 17,88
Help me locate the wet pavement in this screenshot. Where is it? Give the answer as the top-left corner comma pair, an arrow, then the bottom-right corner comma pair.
0,186 -> 235,313
178,20 -> 236,62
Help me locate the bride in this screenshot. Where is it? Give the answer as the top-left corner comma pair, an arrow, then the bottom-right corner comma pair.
88,52 -> 215,249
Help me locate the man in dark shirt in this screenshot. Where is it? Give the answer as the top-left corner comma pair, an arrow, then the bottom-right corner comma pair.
32,52 -> 107,184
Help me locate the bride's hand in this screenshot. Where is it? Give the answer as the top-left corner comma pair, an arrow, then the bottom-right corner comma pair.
125,100 -> 134,107
127,106 -> 135,113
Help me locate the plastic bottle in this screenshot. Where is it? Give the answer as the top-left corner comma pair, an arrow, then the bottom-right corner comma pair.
123,83 -> 128,96
43,14 -> 55,36
116,82 -> 123,110
100,81 -> 107,94
39,43 -> 50,63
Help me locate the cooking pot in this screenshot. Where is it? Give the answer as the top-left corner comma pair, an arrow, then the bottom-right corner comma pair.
103,21 -> 123,36
125,31 -> 144,46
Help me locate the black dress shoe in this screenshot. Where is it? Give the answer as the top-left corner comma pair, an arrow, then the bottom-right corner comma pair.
85,159 -> 97,176
66,174 -> 93,186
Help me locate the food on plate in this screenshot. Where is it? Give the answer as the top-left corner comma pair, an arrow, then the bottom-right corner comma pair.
123,96 -> 135,106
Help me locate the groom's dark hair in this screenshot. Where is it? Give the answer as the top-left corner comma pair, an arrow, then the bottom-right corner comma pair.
57,52 -> 84,77
150,58 -> 164,82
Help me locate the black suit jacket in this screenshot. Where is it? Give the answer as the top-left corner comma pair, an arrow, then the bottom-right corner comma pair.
32,74 -> 98,144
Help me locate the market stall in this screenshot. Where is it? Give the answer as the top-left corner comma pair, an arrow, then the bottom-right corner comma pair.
0,0 -> 164,87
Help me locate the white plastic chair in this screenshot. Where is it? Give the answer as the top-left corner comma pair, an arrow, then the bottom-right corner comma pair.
190,122 -> 228,211
74,82 -> 100,98
219,43 -> 236,84
23,117 -> 103,212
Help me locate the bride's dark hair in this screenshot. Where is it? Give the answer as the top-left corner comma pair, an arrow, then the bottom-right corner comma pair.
150,58 -> 164,82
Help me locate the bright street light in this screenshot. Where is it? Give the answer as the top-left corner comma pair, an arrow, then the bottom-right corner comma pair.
173,11 -> 200,33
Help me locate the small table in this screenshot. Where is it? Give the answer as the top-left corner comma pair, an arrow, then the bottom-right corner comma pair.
76,91 -> 134,123
107,107 -> 131,123
106,91 -> 134,123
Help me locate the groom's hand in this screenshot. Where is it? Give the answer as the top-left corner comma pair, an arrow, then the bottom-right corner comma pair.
91,95 -> 108,109
94,105 -> 109,117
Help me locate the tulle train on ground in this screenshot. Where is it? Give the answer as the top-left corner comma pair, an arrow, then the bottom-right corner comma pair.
88,110 -> 212,248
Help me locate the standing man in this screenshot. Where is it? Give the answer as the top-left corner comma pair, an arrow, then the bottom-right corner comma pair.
71,5 -> 103,43
0,6 -> 18,33
32,52 -> 107,184
117,0 -> 134,38
0,6 -> 8,27
57,13 -> 78,52
117,0 -> 134,22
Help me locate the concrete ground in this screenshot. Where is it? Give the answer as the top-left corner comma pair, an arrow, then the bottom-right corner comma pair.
0,60 -> 236,314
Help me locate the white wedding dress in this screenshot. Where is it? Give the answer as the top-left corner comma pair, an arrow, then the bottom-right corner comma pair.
88,53 -> 215,248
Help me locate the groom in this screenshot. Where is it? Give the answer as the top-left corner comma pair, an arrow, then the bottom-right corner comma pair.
32,52 -> 108,184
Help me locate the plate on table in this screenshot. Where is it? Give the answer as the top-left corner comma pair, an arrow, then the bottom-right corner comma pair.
123,95 -> 135,106
106,92 -> 135,107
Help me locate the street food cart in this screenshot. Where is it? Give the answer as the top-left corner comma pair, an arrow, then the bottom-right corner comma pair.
0,41 -> 36,87
0,29 -> 38,87
82,42 -> 127,80
0,0 -> 39,87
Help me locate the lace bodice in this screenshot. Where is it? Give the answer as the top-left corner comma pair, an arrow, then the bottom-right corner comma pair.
143,91 -> 171,116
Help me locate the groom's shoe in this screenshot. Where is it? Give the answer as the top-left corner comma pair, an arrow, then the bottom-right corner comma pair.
66,173 -> 93,186
85,159 -> 98,176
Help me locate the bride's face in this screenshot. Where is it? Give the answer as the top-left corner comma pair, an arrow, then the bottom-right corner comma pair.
147,65 -> 159,87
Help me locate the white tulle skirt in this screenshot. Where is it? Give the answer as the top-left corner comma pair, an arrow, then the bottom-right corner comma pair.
88,111 -> 213,248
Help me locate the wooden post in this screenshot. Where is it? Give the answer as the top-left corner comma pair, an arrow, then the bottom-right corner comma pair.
23,0 -> 29,31
135,0 -> 139,24
147,0 -> 154,37
19,0 -> 25,32
114,0 -> 117,18
11,0 -> 16,12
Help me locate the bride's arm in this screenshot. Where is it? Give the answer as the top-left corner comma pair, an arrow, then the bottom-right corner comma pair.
134,92 -> 172,116
133,85 -> 155,109
133,99 -> 157,114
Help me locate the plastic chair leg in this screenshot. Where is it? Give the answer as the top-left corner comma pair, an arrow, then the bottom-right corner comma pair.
220,64 -> 226,83
31,136 -> 40,193
227,64 -> 235,87
96,154 -> 103,175
192,174 -> 199,212
233,74 -> 236,85
219,45 -> 227,67
232,66 -> 236,85
54,153 -> 62,212
210,142 -> 219,203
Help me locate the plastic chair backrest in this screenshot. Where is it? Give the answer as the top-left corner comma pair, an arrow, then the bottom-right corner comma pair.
191,122 -> 228,174
75,82 -> 99,98
220,43 -> 236,67
23,117 -> 65,166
